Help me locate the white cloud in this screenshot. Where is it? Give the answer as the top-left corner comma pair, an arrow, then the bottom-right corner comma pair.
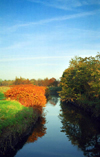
0,50 -> 98,63
35,63 -> 59,66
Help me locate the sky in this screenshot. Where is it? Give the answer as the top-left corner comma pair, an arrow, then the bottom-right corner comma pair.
0,0 -> 100,80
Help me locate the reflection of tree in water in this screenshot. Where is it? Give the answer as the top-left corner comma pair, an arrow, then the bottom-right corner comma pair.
0,116 -> 46,157
27,116 -> 46,143
48,97 -> 59,106
59,102 -> 100,157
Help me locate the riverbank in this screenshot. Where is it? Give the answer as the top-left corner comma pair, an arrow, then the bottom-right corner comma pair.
0,86 -> 43,156
0,100 -> 40,157
62,100 -> 100,121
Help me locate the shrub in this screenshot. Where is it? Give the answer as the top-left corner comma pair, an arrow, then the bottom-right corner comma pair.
4,84 -> 46,108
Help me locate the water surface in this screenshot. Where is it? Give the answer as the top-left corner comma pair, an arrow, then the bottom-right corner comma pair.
15,97 -> 100,157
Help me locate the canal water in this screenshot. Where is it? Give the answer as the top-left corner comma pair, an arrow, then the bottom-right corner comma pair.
14,97 -> 100,157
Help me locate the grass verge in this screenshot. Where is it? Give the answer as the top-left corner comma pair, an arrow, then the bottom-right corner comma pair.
0,100 -> 37,134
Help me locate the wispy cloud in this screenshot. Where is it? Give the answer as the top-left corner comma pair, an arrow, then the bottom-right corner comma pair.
1,10 -> 97,33
0,56 -> 73,62
35,63 -> 59,66
28,0 -> 100,10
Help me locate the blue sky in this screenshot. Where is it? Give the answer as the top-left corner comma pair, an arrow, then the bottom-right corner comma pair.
0,0 -> 100,80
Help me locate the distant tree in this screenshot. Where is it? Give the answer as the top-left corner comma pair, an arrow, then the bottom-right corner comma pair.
30,77 -> 59,87
0,79 -> 2,86
13,77 -> 31,85
42,78 -> 49,86
30,79 -> 35,85
1,80 -> 14,86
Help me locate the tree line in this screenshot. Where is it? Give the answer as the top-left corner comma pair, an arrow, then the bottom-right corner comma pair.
0,77 -> 60,87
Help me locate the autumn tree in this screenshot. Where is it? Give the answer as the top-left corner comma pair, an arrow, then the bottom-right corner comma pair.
30,77 -> 59,87
13,77 -> 31,85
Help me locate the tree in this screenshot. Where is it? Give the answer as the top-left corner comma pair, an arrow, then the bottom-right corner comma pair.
13,77 -> 31,85
0,79 -> 2,86
59,53 -> 100,116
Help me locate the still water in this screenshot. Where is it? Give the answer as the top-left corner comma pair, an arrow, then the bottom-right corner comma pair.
15,97 -> 100,157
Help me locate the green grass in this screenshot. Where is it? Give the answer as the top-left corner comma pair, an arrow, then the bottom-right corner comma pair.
0,86 -> 38,135
0,86 -> 10,100
0,92 -> 6,100
0,100 -> 35,133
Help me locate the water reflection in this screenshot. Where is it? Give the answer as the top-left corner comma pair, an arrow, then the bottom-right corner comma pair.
47,96 -> 59,106
27,116 -> 46,143
59,102 -> 100,157
0,116 -> 46,157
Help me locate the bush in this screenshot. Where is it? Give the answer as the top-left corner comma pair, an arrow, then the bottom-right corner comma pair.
4,84 -> 46,108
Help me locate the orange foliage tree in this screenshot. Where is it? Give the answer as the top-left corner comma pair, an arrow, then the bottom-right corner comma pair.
4,85 -> 47,108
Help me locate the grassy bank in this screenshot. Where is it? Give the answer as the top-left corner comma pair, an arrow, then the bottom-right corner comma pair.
0,86 -> 44,156
0,100 -> 37,134
0,86 -> 40,136
0,100 -> 39,157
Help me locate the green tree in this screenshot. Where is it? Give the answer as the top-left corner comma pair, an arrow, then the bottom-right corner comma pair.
59,53 -> 100,116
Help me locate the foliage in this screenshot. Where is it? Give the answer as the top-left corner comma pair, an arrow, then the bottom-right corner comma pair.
0,80 -> 14,86
49,86 -> 61,96
45,87 -> 50,98
0,79 -> 2,86
0,100 -> 34,133
60,102 -> 100,157
0,86 -> 10,100
30,77 -> 59,87
4,84 -> 47,108
59,53 -> 100,116
13,77 -> 31,85
0,77 -> 59,87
